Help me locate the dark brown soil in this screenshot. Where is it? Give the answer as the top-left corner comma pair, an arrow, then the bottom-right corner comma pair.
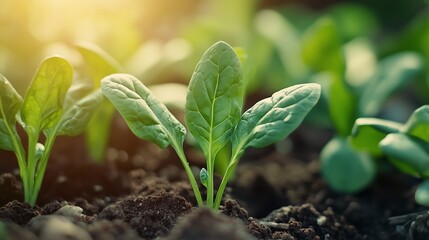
0,121 -> 426,240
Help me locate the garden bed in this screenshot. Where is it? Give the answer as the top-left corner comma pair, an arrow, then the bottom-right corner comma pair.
0,119 -> 424,240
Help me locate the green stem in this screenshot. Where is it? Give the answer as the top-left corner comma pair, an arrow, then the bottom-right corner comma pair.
173,144 -> 204,207
26,134 -> 38,206
30,133 -> 56,206
6,126 -> 28,203
214,162 -> 237,210
214,150 -> 241,210
206,154 -> 214,208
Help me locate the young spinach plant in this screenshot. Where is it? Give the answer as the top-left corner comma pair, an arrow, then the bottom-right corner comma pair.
301,16 -> 423,193
0,56 -> 102,206
101,41 -> 321,209
351,105 -> 429,206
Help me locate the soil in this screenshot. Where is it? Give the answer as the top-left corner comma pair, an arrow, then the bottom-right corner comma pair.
0,115 -> 427,240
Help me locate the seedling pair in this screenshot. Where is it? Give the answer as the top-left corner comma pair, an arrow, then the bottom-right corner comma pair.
101,41 -> 321,209
0,57 -> 101,206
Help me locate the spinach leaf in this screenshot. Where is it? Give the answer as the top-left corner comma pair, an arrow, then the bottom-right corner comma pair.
76,43 -> 121,161
185,41 -> 244,161
359,52 -> 423,117
0,119 -> 13,151
321,137 -> 376,193
58,90 -> 103,136
402,105 -> 429,142
380,133 -> 429,178
0,74 -> 22,151
20,56 -> 73,135
302,17 -> 356,136
232,83 -> 321,158
350,118 -> 402,155
101,73 -> 186,149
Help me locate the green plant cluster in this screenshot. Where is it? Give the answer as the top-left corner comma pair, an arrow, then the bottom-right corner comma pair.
0,57 -> 101,206
350,105 -> 429,206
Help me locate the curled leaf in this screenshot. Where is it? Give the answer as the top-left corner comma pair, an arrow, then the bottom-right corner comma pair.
101,73 -> 186,148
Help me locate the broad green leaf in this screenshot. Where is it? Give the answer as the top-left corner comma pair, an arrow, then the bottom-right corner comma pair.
402,105 -> 429,142
328,73 -> 357,136
359,52 -> 423,116
76,42 -> 122,88
328,4 -> 378,41
0,74 -> 23,124
350,118 -> 402,155
321,137 -> 376,193
232,83 -> 321,156
255,10 -> 306,82
185,41 -> 243,160
301,17 -> 345,74
57,90 -> 103,136
415,180 -> 429,206
101,73 -> 185,148
20,56 -> 73,135
85,101 -> 115,160
0,74 -> 22,151
380,133 -> 429,178
76,42 -> 121,161
302,17 -> 356,136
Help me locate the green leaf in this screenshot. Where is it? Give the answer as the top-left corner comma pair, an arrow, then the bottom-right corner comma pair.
255,10 -> 306,82
328,73 -> 357,136
0,74 -> 22,151
232,83 -> 321,157
301,17 -> 345,74
185,41 -> 244,160
85,101 -> 115,160
101,73 -> 186,148
302,17 -> 357,136
57,90 -> 103,136
20,56 -> 73,135
0,119 -> 13,151
0,74 -> 23,124
76,43 -> 121,161
380,133 -> 429,178
350,118 -> 402,155
76,42 -> 122,88
359,52 -> 423,116
402,105 -> 429,142
321,137 -> 376,193
415,179 -> 429,206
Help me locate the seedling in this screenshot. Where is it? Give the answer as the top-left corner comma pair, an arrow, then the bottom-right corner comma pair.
301,16 -> 423,193
101,41 -> 321,209
351,105 -> 429,206
0,56 -> 102,206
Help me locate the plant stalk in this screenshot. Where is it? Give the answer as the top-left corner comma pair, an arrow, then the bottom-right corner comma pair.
173,145 -> 204,207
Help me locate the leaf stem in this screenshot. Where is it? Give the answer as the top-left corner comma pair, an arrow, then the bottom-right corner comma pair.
173,145 -> 204,207
5,124 -> 28,203
30,132 -> 56,205
214,154 -> 239,210
26,133 -> 38,206
206,155 -> 214,208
